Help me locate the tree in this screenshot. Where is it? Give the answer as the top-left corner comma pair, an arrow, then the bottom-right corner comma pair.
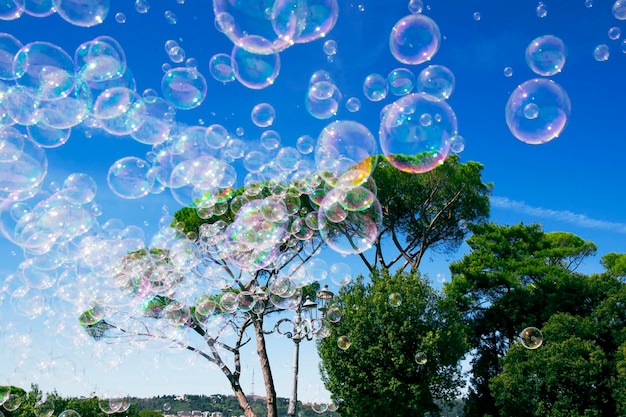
444,222 -> 624,417
317,269 -> 468,417
79,155 -> 490,417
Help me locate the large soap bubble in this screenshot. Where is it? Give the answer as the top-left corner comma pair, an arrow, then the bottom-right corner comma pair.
107,156 -> 154,199
525,35 -> 567,76
272,0 -> 339,44
161,67 -> 207,110
231,37 -> 281,89
416,64 -> 456,100
52,0 -> 110,27
0,33 -> 23,80
315,120 -> 378,187
379,92 -> 457,173
389,14 -> 441,65
505,78 -> 571,145
75,36 -> 127,83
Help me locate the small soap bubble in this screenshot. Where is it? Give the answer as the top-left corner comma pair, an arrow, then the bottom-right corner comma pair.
162,403 -> 171,412
164,10 -> 177,24
135,0 -> 150,13
503,66 -> 513,77
609,27 -> 621,40
408,0 -> 423,14
345,97 -> 361,112
621,39 -> 626,53
389,14 -> 441,65
251,103 -> 276,127
525,35 -> 567,76
323,40 -> 337,56
593,44 -> 610,61
613,0 -> 626,20
115,12 -> 126,23
585,0 -> 593,7
415,351 -> 427,365
520,326 -> 543,349
337,335 -> 351,350
363,73 -> 388,102
473,12 -> 481,21
388,293 -> 402,307
536,2 -> 547,18
450,135 -> 465,153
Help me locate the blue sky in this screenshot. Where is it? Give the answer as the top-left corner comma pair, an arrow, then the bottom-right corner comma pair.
1,0 -> 626,407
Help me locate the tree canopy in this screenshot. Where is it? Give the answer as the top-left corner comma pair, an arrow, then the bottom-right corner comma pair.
317,269 -> 468,417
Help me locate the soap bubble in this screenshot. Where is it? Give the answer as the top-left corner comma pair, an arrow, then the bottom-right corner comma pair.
93,87 -> 146,135
525,35 -> 567,76
161,67 -> 207,110
251,102 -> 276,127
52,0 -> 109,27
416,65 -> 455,99
75,36 -> 127,84
505,78 -> 571,144
389,14 -> 441,65
273,0 -> 339,45
346,97 -> 361,112
503,66 -> 513,77
593,44 -> 610,61
231,38 -> 281,89
388,68 -> 415,96
107,157 -> 154,199
520,326 -> 543,349
0,33 -> 23,80
414,351 -> 427,365
209,53 -> 235,83
536,2 -> 547,18
608,27 -> 621,40
408,0 -> 423,14
34,400 -> 54,417
380,92 -> 457,173
388,292 -> 402,307
363,73 -> 388,102
337,335 -> 351,350
613,0 -> 626,20
62,173 -> 97,205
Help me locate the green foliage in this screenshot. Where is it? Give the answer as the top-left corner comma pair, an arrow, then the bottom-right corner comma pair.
318,269 -> 468,417
138,410 -> 164,417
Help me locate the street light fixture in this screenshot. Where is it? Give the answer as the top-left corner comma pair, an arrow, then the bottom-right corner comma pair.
269,286 -> 334,416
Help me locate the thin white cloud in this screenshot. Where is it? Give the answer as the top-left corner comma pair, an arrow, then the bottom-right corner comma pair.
490,196 -> 626,234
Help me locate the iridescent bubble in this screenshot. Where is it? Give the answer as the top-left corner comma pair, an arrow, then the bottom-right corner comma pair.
525,35 -> 567,76
0,33 -> 23,80
115,12 -> 126,23
414,351 -> 427,365
311,400 -> 328,414
107,156 -> 154,199
613,0 -> 626,19
363,73 -> 388,102
0,127 -> 25,162
388,68 -> 415,96
161,67 -> 207,110
323,39 -> 337,56
75,36 -> 127,83
58,410 -> 81,417
62,173 -> 97,205
11,286 -> 46,319
306,79 -> 342,120
271,0 -> 339,45
93,87 -> 146,136
164,10 -> 177,24
213,0 -> 292,54
0,1 -> 24,20
389,14 -> 441,65
231,38 -> 281,89
135,0 -> 149,13
330,262 -> 351,286
593,44 -> 610,61
473,11 -> 481,21
379,93 -> 457,173
388,292 -> 402,307
13,42 -> 76,100
520,326 -> 543,349
168,46 -> 185,64
0,135 -> 47,194
416,65 -> 455,99
251,102 -> 276,127
162,403 -> 171,412
337,335 -> 351,350
260,130 -> 281,150
315,120 -> 378,187
536,2 -> 547,17
209,53 -> 235,83
505,78 -> 571,145
130,98 -> 175,145
205,124 -> 230,149
296,134 -> 315,154
408,0 -> 423,14
608,27 -> 621,40
504,66 -> 514,77
2,393 -> 22,410
585,0 -> 593,7
450,134 -> 465,153
34,399 -> 54,417
346,97 -> 361,112
52,0 -> 109,27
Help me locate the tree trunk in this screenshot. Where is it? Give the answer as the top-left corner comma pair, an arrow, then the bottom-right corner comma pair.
254,316 -> 278,417
230,380 -> 257,417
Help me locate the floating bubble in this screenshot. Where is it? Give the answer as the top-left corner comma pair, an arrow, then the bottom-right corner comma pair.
10,286 -> 46,319
162,403 -> 171,412
315,120 -> 377,187
260,130 -> 281,150
326,306 -> 342,323
415,351 -> 427,365
0,127 -> 24,162
209,53 -> 235,83
388,292 -> 402,307
135,0 -> 149,13
164,10 -> 177,24
520,326 -> 543,349
593,44 -> 610,61
107,156 -> 154,199
0,34 -> 23,80
362,73 -> 388,102
388,68 -> 415,96
585,0 -> 593,7
323,39 -> 338,56
609,27 -> 621,40
161,67 -> 207,110
306,78 -> 342,120
13,42 -> 76,101
536,2 -> 547,17
505,78 -> 571,144
231,38 -> 281,89
416,65 -> 455,99
296,135 -> 315,154
345,97 -> 361,112
337,335 -> 351,350
115,12 -> 126,23
330,262 -> 352,286
613,0 -> 626,19
0,135 -> 48,194
52,0 -> 109,27
75,36 -> 127,83
0,1 -> 24,20
34,400 -> 54,417
251,102 -> 276,127
503,66 -> 513,77
473,11 -> 481,21
272,0 -> 339,44
62,173 -> 97,205
450,134 -> 465,153
389,14 -> 441,65
131,98 -> 175,145
408,0 -> 423,14
3,393 -> 22,411
525,35 -> 567,76
380,92 -> 457,173
94,87 -> 146,135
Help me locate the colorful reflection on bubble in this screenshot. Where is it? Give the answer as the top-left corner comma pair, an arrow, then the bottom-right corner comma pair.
505,78 -> 571,144
416,64 -> 455,100
525,35 -> 567,76
161,67 -> 207,110
389,14 -> 441,65
107,156 -> 153,199
52,0 -> 109,27
232,39 -> 280,89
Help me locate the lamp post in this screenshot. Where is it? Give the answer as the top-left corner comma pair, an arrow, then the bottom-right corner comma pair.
271,285 -> 334,417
